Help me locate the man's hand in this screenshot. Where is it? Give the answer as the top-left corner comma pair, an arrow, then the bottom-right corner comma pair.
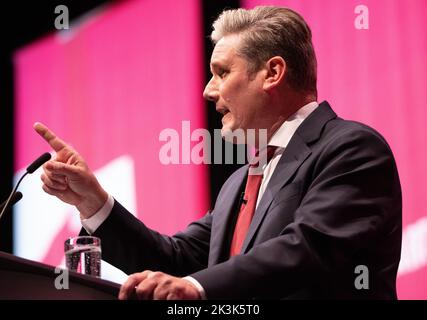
119,271 -> 201,300
34,122 -> 108,219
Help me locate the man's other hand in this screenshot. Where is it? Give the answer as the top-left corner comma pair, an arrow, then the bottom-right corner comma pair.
119,271 -> 201,300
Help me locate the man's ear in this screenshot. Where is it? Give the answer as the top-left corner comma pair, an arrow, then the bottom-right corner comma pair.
262,56 -> 286,92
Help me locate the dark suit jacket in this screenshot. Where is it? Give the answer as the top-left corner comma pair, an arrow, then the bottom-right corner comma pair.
83,101 -> 402,299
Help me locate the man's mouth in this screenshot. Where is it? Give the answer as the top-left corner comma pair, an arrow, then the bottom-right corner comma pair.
216,107 -> 230,115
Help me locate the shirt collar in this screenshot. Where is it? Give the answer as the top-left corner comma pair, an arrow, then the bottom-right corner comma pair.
268,101 -> 318,149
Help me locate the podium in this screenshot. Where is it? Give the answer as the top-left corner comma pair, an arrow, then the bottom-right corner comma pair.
0,251 -> 120,299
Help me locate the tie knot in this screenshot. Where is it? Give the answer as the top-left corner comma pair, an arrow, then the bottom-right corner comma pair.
249,145 -> 277,169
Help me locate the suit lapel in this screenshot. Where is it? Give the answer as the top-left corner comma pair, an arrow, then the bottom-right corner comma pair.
240,101 -> 337,254
241,135 -> 311,253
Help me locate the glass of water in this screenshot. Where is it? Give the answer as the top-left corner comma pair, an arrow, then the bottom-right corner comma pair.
65,236 -> 101,277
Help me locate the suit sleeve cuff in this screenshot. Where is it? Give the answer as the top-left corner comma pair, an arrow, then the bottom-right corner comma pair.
183,276 -> 207,300
81,194 -> 114,234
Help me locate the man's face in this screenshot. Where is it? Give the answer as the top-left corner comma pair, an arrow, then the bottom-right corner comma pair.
203,34 -> 267,139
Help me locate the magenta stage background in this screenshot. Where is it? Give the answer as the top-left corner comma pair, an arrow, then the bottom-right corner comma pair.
13,0 -> 208,274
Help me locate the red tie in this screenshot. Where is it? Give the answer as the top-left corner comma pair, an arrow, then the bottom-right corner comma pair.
229,146 -> 277,257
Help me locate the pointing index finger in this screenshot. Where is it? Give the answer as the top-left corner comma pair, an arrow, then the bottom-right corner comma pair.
33,122 -> 68,152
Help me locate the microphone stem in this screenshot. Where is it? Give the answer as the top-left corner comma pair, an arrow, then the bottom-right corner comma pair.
0,171 -> 28,221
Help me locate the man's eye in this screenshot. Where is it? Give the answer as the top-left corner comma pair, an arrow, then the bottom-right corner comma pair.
219,70 -> 228,78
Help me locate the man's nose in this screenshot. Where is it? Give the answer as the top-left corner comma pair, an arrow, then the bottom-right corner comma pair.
203,78 -> 219,102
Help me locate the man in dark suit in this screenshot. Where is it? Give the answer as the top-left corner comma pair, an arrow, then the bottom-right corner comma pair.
34,6 -> 402,299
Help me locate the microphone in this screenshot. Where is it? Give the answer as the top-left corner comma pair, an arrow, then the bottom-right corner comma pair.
0,191 -> 23,212
26,152 -> 52,174
0,152 -> 51,222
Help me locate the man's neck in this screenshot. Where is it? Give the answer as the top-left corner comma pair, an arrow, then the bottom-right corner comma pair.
263,94 -> 317,146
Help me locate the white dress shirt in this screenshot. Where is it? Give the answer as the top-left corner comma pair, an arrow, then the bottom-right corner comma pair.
81,101 -> 318,299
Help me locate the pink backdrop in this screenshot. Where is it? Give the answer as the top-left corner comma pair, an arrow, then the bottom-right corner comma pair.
244,0 -> 427,299
13,0 -> 208,269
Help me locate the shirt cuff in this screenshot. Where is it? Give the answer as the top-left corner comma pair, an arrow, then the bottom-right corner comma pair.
81,194 -> 114,234
183,276 -> 207,300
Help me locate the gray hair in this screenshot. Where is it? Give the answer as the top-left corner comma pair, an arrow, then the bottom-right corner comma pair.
211,6 -> 317,95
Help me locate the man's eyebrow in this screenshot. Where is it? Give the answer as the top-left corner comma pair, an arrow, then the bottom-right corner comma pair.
210,58 -> 229,67
210,61 -> 228,73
